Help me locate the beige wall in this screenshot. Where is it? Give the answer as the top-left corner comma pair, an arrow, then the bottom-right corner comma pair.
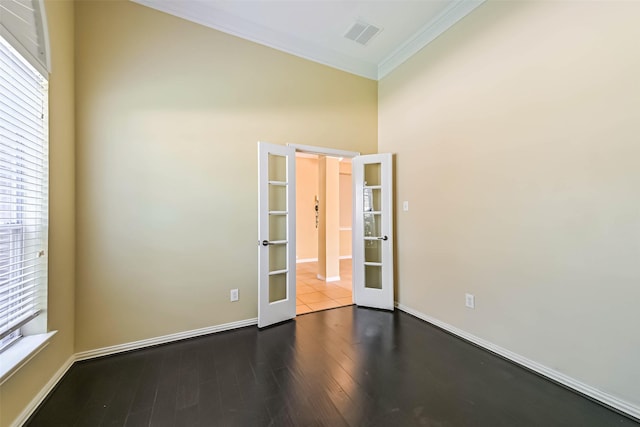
379,0 -> 640,407
0,1 -> 76,426
295,157 -> 319,261
74,0 -> 377,351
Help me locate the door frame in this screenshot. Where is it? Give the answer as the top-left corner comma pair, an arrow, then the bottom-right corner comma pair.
288,144 -> 360,160
259,142 -> 389,327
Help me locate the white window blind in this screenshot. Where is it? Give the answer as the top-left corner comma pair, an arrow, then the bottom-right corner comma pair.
0,34 -> 48,351
0,0 -> 50,77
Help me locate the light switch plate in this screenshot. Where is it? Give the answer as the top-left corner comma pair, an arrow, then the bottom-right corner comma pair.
465,293 -> 475,309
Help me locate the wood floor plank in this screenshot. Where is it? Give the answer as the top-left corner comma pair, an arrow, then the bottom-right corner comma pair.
123,408 -> 151,427
128,352 -> 164,416
176,347 -> 200,410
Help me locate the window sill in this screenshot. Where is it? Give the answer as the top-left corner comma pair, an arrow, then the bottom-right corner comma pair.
0,331 -> 57,385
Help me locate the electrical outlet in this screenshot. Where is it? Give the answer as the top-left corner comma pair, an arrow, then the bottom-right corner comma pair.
230,289 -> 239,302
403,201 -> 409,211
465,293 -> 475,309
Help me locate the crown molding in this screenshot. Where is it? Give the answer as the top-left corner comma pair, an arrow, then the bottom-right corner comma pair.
131,0 -> 484,81
131,0 -> 378,80
378,0 -> 485,80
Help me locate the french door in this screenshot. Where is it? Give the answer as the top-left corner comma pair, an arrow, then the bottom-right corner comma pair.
257,143 -> 394,327
352,153 -> 394,310
257,142 -> 296,328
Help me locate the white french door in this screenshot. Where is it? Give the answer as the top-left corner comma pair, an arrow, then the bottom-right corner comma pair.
257,142 -> 296,328
352,153 -> 394,310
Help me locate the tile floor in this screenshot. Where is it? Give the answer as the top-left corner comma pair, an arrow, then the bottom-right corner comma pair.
296,259 -> 353,315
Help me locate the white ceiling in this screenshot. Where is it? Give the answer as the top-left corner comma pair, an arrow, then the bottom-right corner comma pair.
132,0 -> 484,80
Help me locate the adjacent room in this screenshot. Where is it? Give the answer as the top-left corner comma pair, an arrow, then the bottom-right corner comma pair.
295,153 -> 353,315
1,0 -> 639,426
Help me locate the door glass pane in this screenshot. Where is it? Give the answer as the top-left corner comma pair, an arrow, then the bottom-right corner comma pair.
269,214 -> 286,241
269,273 -> 287,303
363,188 -> 372,212
363,188 -> 381,212
371,188 -> 381,211
269,184 -> 286,212
364,240 -> 382,263
364,265 -> 382,289
269,244 -> 287,272
364,163 -> 381,186
363,213 -> 380,238
269,154 -> 287,182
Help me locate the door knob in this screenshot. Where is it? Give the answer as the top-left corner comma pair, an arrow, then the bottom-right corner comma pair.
377,235 -> 388,241
262,240 -> 274,246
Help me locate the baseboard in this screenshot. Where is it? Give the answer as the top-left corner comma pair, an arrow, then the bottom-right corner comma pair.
395,303 -> 640,421
75,318 -> 258,361
10,355 -> 75,427
317,274 -> 340,282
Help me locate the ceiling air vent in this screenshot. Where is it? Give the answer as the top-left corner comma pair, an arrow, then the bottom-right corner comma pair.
344,20 -> 381,46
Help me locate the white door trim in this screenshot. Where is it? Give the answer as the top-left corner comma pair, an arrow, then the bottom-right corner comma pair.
288,143 -> 360,159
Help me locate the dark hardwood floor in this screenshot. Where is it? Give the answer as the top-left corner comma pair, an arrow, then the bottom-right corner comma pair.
26,306 -> 638,427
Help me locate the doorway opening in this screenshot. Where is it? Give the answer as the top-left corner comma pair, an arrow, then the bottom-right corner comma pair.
294,153 -> 353,315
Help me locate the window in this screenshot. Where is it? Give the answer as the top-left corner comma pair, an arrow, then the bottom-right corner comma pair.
0,35 -> 48,353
